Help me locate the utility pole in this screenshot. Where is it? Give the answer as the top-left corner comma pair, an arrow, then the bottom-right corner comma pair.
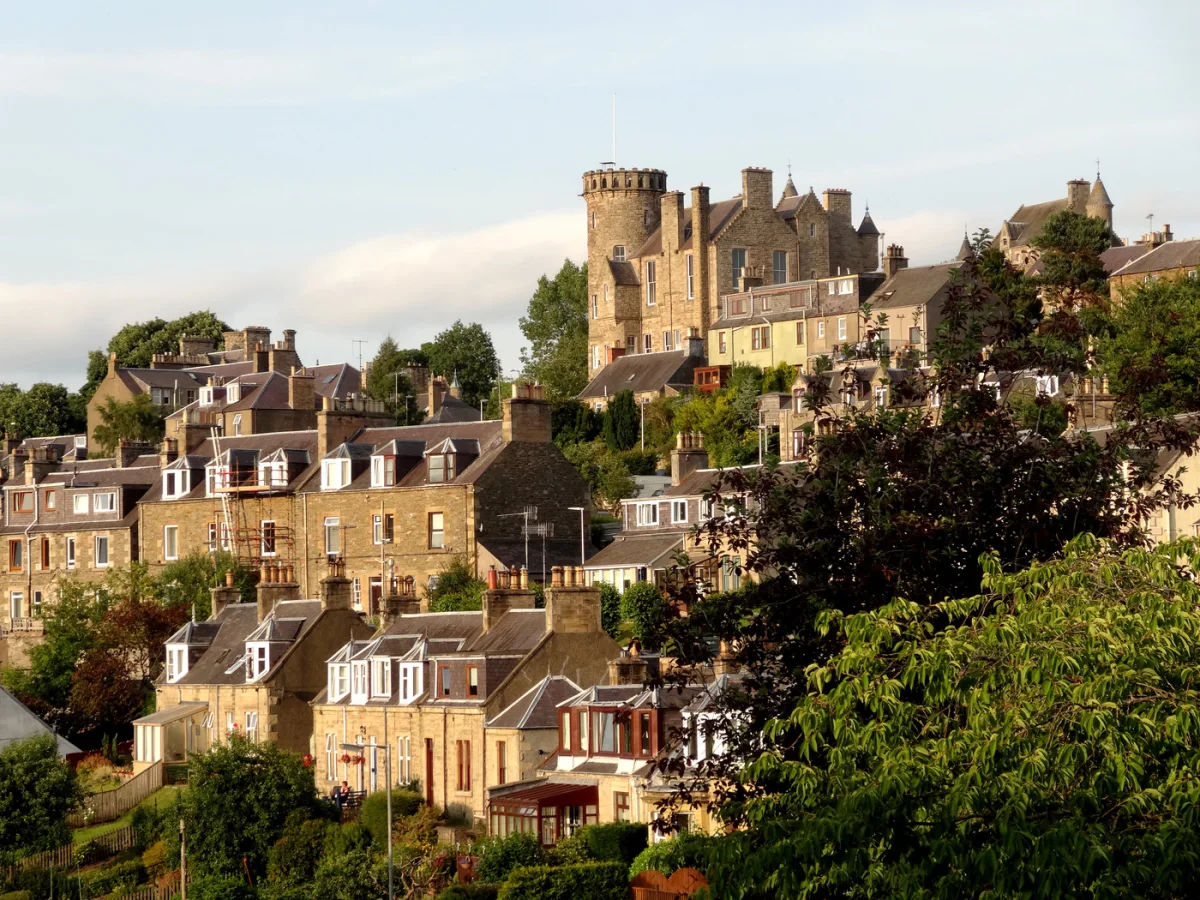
568,507 -> 586,566
352,340 -> 369,374
179,818 -> 187,900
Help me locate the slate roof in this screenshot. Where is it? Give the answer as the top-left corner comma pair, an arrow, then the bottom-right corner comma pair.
1001,198 -> 1070,247
1111,238 -> 1200,277
1100,244 -> 1154,274
864,262 -> 960,311
463,609 -> 546,655
608,260 -> 640,286
633,197 -> 745,257
583,532 -> 684,570
579,350 -> 705,401
0,686 -> 80,755
172,600 -> 323,686
424,395 -> 483,424
487,676 -> 582,730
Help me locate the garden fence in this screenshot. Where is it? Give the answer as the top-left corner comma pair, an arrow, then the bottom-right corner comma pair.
68,761 -> 165,827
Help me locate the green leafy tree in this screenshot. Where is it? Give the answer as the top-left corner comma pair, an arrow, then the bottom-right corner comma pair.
0,734 -> 82,863
83,311 -> 230,398
760,362 -> 796,394
428,556 -> 487,612
0,382 -> 85,438
1098,275 -> 1200,416
187,876 -> 258,900
426,321 -> 500,408
91,394 -> 166,456
598,583 -> 622,639
602,391 -> 638,452
560,440 -> 636,513
156,551 -> 258,620
551,400 -> 602,448
705,536 -> 1200,898
475,832 -> 546,883
365,337 -> 429,425
519,260 -> 589,401
1032,209 -> 1116,300
620,583 -> 669,651
970,226 -> 993,254
629,831 -> 717,878
182,732 -> 325,878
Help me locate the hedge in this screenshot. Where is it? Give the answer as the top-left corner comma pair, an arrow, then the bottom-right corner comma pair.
629,831 -> 717,877
360,789 -> 425,848
436,885 -> 501,900
474,832 -> 545,883
583,822 -> 648,866
498,861 -> 628,900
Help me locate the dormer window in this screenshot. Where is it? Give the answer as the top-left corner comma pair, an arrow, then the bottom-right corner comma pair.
200,387 -> 215,407
328,663 -> 350,701
371,455 -> 396,487
351,661 -> 369,703
398,663 -> 423,702
163,469 -> 190,500
166,644 -> 188,683
247,642 -> 270,681
371,658 -> 391,698
259,460 -> 288,488
322,458 -> 351,490
226,383 -> 242,404
428,454 -> 455,483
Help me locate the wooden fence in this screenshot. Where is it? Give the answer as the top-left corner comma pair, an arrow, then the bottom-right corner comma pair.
101,870 -> 184,900
630,867 -> 708,900
69,761 -> 164,827
6,825 -> 138,876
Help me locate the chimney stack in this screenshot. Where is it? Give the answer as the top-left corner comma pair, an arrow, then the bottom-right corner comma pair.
159,438 -> 179,470
882,244 -> 909,280
210,569 -> 239,620
481,574 -> 537,633
671,431 -> 709,486
289,370 -> 316,411
1066,179 -> 1090,214
502,383 -> 551,443
543,576 -> 602,635
741,168 -> 774,212
661,191 -> 685,254
607,641 -> 649,686
257,561 -> 300,622
115,440 -> 153,468
320,558 -> 353,612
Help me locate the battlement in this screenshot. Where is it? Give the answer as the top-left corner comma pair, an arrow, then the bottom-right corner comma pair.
582,167 -> 667,195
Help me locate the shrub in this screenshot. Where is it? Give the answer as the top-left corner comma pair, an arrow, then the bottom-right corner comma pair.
437,885 -> 501,900
620,582 -> 669,650
141,840 -> 168,879
474,832 -> 545,883
394,803 -> 441,847
583,822 -> 648,866
359,789 -> 425,847
498,861 -> 628,900
187,875 -> 257,900
629,831 -> 717,877
0,892 -> 33,900
323,821 -> 373,858
266,816 -> 329,886
85,859 -> 146,896
310,849 -> 387,900
547,830 -> 592,866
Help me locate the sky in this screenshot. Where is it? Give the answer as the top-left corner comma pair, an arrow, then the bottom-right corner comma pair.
2,0 -> 1199,389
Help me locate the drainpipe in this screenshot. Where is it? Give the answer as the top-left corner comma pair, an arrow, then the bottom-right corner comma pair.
23,484 -> 39,621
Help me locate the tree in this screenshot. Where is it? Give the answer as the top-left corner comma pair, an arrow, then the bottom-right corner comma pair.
426,321 -> 500,408
83,311 -> 230,398
0,734 -> 82,862
365,337 -> 431,420
1098,276 -> 1200,416
970,226 -> 993,254
602,391 -> 638,452
92,393 -> 166,456
560,440 -> 636,513
427,556 -> 486,612
598,583 -> 622,639
760,362 -> 796,394
620,583 -> 669,651
519,260 -> 589,401
157,551 -> 258,620
551,400 -> 602,448
0,382 -> 85,438
1032,209 -> 1116,301
182,732 -> 325,878
704,536 -> 1200,898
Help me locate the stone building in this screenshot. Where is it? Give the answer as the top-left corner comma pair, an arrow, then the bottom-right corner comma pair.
995,173 -> 1115,269
577,334 -> 707,412
310,570 -> 619,823
133,562 -> 372,772
86,326 -> 306,447
1108,236 -> 1200,300
583,166 -> 882,379
0,434 -> 158,666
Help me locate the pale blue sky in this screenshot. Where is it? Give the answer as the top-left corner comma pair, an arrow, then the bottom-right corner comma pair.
3,0 -> 1198,388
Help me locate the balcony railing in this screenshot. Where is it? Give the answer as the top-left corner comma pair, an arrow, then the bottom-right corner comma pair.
1,616 -> 43,634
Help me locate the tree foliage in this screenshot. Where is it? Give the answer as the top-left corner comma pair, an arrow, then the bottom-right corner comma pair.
519,260 -> 589,401
560,440 -> 636,513
84,311 -> 229,397
427,556 -> 486,612
602,391 -> 638,452
182,733 -> 325,879
1032,209 -> 1116,301
364,336 -> 428,424
0,382 -> 85,438
157,551 -> 258,620
91,393 -> 166,456
620,582 -> 669,651
705,537 -> 1200,898
425,321 -> 500,408
0,734 -> 82,863
598,583 -> 622,639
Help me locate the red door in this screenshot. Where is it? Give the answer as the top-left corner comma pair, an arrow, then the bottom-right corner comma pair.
424,739 -> 435,806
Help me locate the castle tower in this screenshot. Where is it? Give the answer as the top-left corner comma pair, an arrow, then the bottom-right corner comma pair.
1086,172 -> 1113,231
583,167 -> 667,369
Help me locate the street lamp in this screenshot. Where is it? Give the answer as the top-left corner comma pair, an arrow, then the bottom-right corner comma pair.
342,737 -> 393,900
568,507 -> 586,567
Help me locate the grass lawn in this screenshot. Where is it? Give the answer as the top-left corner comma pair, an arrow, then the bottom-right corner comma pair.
73,785 -> 183,845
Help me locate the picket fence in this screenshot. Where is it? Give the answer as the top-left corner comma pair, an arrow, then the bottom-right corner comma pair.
100,870 -> 184,900
630,867 -> 709,900
69,761 -> 165,827
5,825 -> 138,877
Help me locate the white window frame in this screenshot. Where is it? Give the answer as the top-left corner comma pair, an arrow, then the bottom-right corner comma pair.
635,502 -> 659,527
663,331 -> 672,352
372,515 -> 383,545
226,711 -> 234,735
837,317 -> 847,341
351,661 -> 369,702
1035,375 -> 1060,397
372,658 -> 391,698
827,281 -> 836,295
326,734 -> 336,780
247,642 -> 270,681
73,494 -> 89,514
592,294 -> 598,319
94,492 -> 116,513
321,458 -> 351,490
232,413 -> 243,436
244,711 -> 258,742
773,250 -> 787,284
429,512 -> 444,549
166,644 -> 188,683
874,385 -> 887,408
324,516 -> 340,556
200,387 -> 215,407
163,525 -> 179,561
645,261 -> 657,306
732,248 -> 746,288
329,663 -> 350,702
671,500 -> 688,524
66,537 -> 76,570
839,278 -> 854,295
817,321 -> 826,339
686,254 -> 694,298
94,535 -> 110,568
612,245 -> 625,262
261,520 -> 277,557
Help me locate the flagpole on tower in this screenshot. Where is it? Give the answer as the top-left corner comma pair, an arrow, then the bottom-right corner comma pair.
612,93 -> 617,166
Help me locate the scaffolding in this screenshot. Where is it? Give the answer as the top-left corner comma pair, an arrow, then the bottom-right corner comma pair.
208,437 -> 297,569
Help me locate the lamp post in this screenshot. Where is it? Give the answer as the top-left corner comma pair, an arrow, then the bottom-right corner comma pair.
342,738 -> 393,900
568,506 -> 586,566
640,398 -> 648,450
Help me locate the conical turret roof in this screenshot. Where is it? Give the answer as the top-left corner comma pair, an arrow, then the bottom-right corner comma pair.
1088,175 -> 1113,209
857,209 -> 880,236
780,176 -> 798,201
957,233 -> 975,261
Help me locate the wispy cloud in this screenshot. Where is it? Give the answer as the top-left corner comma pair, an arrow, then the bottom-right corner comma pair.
0,211 -> 584,388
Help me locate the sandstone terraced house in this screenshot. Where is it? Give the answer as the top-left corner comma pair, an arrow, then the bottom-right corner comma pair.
311,569 -> 619,824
